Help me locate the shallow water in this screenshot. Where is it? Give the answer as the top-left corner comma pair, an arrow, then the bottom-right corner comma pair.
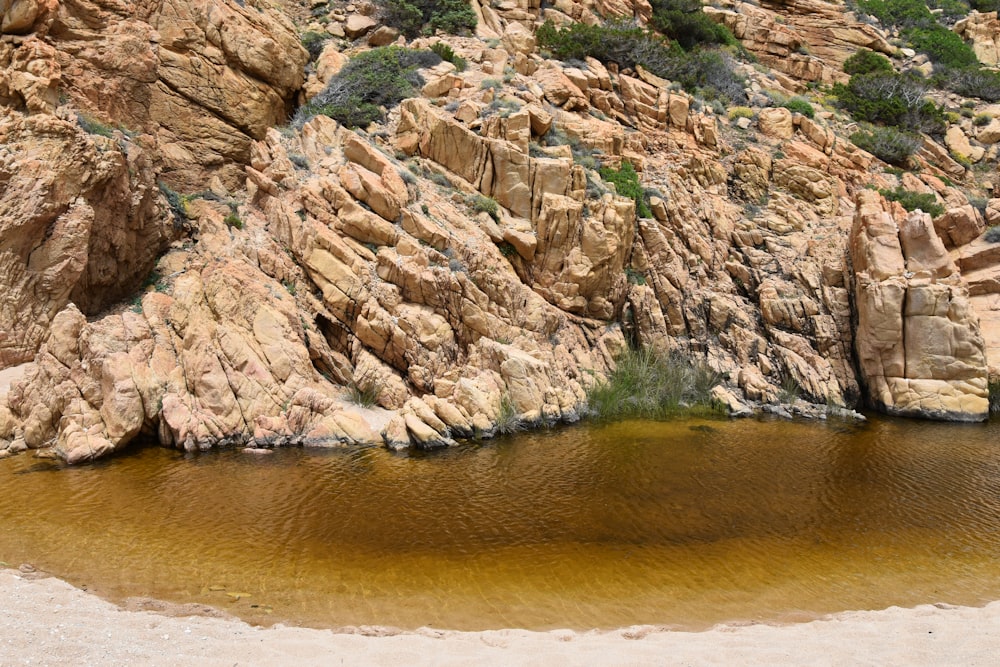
2,415 -> 1000,631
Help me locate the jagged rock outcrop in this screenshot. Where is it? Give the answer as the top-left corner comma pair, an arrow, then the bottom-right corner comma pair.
4,0 -> 1000,464
850,190 -> 989,421
0,109 -> 171,367
707,0 -> 894,87
2,0 -> 307,189
956,11 -> 1000,66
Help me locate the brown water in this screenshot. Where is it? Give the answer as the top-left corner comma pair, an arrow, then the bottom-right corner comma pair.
2,415 -> 1000,631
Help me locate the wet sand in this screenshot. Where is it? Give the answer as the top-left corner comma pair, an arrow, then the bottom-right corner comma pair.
2,568 -> 998,666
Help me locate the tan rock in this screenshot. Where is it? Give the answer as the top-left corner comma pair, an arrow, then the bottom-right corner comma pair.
344,13 -> 376,39
850,190 -> 988,421
757,107 -> 794,139
945,125 -> 985,163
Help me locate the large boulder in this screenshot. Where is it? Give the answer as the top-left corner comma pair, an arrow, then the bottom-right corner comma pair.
850,190 -> 989,421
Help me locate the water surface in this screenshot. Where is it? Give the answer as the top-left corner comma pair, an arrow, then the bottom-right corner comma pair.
2,416 -> 1000,630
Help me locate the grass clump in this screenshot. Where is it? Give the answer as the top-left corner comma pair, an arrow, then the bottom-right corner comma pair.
381,0 -> 476,39
878,186 -> 944,217
77,113 -> 116,138
495,393 -> 524,435
293,46 -> 440,128
586,347 -> 721,420
346,369 -> 381,408
600,161 -> 653,218
984,226 -> 1000,243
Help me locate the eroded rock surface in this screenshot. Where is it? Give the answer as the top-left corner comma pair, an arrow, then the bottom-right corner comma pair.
850,191 -> 989,420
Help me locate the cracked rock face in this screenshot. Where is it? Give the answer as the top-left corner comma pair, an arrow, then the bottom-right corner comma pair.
850,190 -> 989,421
20,0 -> 307,190
2,0 -> 998,463
0,110 -> 171,367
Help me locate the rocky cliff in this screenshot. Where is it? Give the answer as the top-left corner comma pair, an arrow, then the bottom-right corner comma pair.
0,0 -> 997,462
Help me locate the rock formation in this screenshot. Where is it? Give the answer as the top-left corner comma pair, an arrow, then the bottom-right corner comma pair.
1,0 -> 998,462
851,190 -> 989,420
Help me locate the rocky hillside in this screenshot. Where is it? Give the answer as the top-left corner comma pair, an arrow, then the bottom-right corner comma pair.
1,0 -> 999,462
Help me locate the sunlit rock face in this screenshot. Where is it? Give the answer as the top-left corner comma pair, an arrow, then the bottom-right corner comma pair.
851,190 -> 989,422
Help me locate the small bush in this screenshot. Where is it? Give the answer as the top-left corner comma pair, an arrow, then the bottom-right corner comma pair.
586,347 -> 721,420
301,31 -> 329,61
843,48 -> 894,76
985,226 -> 1000,243
536,20 -> 747,105
782,96 -> 815,118
850,124 -> 922,166
974,113 -> 993,126
600,161 -> 652,218
347,369 -> 380,407
430,42 -> 467,71
649,0 -> 736,51
878,186 -> 945,217
990,378 -> 1000,414
381,0 -> 476,38
470,194 -> 499,221
937,66 -> 1000,102
833,70 -> 943,133
293,46 -> 441,128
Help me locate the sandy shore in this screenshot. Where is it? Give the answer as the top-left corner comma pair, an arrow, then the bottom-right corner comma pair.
2,569 -> 999,665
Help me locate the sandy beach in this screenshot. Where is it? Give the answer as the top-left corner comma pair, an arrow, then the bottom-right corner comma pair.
1,569 -> 998,666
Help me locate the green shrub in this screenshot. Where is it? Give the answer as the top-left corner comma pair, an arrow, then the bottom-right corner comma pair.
843,48 -> 894,76
985,226 -> 1000,243
878,186 -> 945,216
430,42 -> 467,71
907,26 -> 978,68
381,0 -> 476,38
649,0 -> 736,51
600,161 -> 652,218
470,194 -> 499,221
536,20 -> 747,104
495,393 -> 524,435
293,46 -> 440,128
300,31 -> 329,61
833,70 -> 944,133
781,96 -> 815,118
936,66 -> 1000,102
850,124 -> 922,166
586,346 -> 721,420
975,113 -> 993,126
989,378 -> 1000,414
854,0 -> 979,67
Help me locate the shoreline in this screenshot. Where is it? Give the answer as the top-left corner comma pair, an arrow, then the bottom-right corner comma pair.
3,569 -> 999,665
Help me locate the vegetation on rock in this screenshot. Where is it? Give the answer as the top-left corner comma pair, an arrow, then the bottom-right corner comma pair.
294,46 -> 440,128
586,347 -> 721,420
877,186 -> 945,217
536,20 -> 747,104
600,161 -> 653,219
381,0 -> 476,38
